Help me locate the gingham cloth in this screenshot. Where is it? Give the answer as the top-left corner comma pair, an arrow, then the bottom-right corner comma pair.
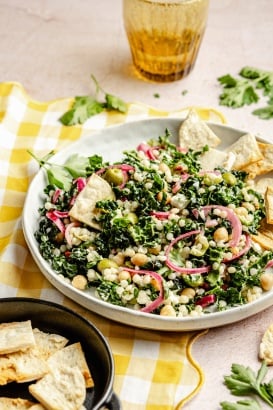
0,82 -> 226,410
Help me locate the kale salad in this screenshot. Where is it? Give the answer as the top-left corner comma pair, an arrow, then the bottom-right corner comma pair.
34,129 -> 273,317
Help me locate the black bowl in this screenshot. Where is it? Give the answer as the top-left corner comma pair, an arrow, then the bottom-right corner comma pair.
0,297 -> 121,410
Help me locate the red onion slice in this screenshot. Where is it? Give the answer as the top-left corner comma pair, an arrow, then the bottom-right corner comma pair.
165,230 -> 210,274
121,267 -> 164,313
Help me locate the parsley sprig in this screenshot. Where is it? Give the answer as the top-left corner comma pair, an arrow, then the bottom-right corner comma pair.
221,362 -> 273,409
218,66 -> 273,119
60,75 -> 127,126
28,150 -> 89,190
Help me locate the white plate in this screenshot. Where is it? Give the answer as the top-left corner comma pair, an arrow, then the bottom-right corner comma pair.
22,118 -> 273,331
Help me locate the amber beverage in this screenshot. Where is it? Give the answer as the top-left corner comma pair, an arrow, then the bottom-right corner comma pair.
123,0 -> 209,82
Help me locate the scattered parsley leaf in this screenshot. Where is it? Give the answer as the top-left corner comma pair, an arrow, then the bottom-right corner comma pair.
218,74 -> 259,108
221,362 -> 273,408
60,75 -> 127,126
47,166 -> 72,191
63,154 -> 89,178
153,93 -> 160,98
217,66 -> 273,119
105,93 -> 127,112
181,89 -> 188,96
220,398 -> 262,410
252,104 -> 273,120
27,150 -> 89,190
240,66 -> 273,99
60,96 -> 104,126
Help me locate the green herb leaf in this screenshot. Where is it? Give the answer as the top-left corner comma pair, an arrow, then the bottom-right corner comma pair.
105,93 -> 127,113
59,75 -> 127,126
218,75 -> 259,108
47,166 -> 72,191
63,154 -> 90,178
217,66 -> 273,119
252,104 -> 273,120
223,362 -> 273,408
60,96 -> 104,126
220,399 -> 262,410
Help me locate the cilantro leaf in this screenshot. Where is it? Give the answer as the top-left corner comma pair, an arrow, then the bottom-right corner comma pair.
63,154 -> 90,178
252,104 -> 273,120
59,75 -> 127,126
223,362 -> 273,408
220,399 -> 261,410
218,74 -> 259,108
28,150 -> 91,191
60,96 -> 104,126
240,66 -> 273,99
217,67 -> 273,119
47,166 -> 72,191
105,93 -> 127,113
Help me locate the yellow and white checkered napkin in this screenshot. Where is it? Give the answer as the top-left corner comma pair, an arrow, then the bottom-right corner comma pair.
0,82 -> 226,409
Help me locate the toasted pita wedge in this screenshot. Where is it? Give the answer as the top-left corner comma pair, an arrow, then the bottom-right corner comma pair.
47,342 -> 94,388
179,109 -> 221,150
258,219 -> 273,240
225,133 -> 263,170
0,398 -> 35,409
0,320 -> 35,354
199,148 -> 236,171
33,328 -> 68,360
259,324 -> 273,365
69,173 -> 115,230
0,345 -> 50,385
244,141 -> 273,179
29,405 -> 46,410
251,231 -> 273,250
265,186 -> 273,224
29,365 -> 86,410
0,355 -> 17,385
255,177 -> 273,196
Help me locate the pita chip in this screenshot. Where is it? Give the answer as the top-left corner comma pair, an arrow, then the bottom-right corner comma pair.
69,173 -> 115,230
179,109 -> 221,150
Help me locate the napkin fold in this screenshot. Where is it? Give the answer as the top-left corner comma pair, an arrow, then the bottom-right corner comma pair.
0,82 -> 225,409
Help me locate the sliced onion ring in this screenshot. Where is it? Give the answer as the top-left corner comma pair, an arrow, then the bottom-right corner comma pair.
121,267 -> 164,313
223,233 -> 251,262
202,205 -> 242,247
165,230 -> 210,274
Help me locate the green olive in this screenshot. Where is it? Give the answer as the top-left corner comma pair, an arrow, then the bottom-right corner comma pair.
97,258 -> 119,272
222,172 -> 237,186
190,234 -> 209,257
127,212 -> 138,224
203,173 -> 223,186
104,168 -> 124,185
182,274 -> 204,288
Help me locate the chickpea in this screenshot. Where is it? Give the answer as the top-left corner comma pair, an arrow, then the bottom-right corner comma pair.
54,232 -> 64,244
157,191 -> 171,204
234,207 -> 248,217
148,245 -> 161,255
104,168 -> 124,185
72,275 -> 88,290
118,270 -> 131,281
150,277 -> 161,291
213,227 -> 229,243
260,272 -> 273,291
242,202 -> 255,212
97,258 -> 119,273
112,252 -> 125,266
131,253 -> 148,267
160,305 -> 176,317
159,162 -> 171,174
181,288 -> 195,299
